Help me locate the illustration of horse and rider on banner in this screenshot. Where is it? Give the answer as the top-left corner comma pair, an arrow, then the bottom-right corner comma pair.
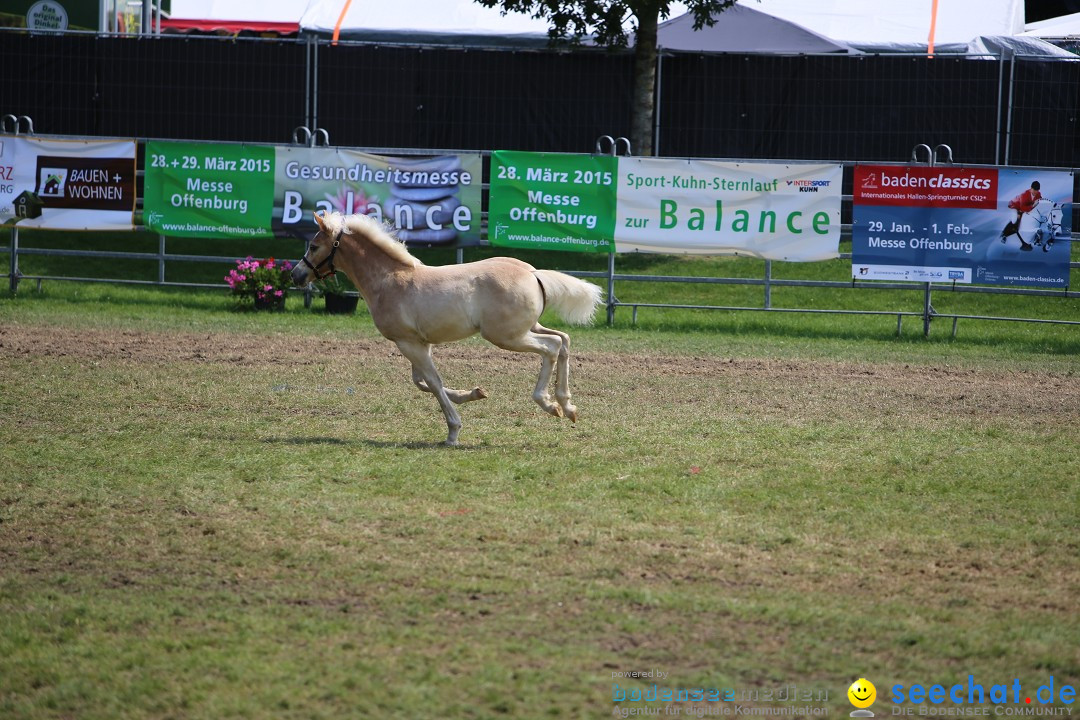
998,179 -> 1069,253
970,169 -> 1072,287
973,169 -> 1073,286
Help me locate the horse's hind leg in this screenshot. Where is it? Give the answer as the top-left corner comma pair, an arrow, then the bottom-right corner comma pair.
410,365 -> 487,405
485,327 -> 564,419
396,340 -> 464,446
533,324 -> 576,422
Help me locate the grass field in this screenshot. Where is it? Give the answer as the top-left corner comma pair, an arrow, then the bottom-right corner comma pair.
1,249 -> 1079,719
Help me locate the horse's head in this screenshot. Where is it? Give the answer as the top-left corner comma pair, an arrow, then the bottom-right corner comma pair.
1047,201 -> 1065,235
1032,198 -> 1062,225
292,211 -> 345,286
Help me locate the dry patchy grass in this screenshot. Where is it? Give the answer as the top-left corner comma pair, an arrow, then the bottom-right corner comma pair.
1,321 -> 1078,719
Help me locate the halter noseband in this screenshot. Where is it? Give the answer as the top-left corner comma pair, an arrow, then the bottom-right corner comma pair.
301,229 -> 341,280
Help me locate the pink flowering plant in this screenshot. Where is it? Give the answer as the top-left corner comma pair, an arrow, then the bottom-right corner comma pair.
224,256 -> 293,307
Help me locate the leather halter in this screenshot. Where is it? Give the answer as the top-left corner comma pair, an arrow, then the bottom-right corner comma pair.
300,229 -> 341,280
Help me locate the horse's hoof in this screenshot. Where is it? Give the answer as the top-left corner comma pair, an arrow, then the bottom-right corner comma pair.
565,406 -> 578,423
444,438 -> 459,447
547,404 -> 564,418
474,387 -> 488,400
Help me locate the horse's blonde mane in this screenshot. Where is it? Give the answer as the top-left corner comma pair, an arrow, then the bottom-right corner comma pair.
331,212 -> 421,267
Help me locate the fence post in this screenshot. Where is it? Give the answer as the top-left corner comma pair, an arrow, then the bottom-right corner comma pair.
994,52 -> 1005,165
764,260 -> 773,309
311,35 -> 320,132
653,53 -> 663,157
911,143 -> 944,337
922,283 -> 934,336
158,235 -> 166,284
8,226 -> 19,295
606,252 -> 616,326
595,134 -> 630,326
1003,55 -> 1016,166
304,35 -> 314,130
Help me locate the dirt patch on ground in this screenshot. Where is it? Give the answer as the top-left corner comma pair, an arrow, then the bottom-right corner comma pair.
0,323 -> 381,366
1,323 -> 1077,422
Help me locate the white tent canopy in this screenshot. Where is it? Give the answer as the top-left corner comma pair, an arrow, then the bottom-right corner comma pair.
298,0 -> 549,35
967,34 -> 1078,58
1023,11 -> 1080,39
736,0 -> 1025,51
166,0 -> 551,39
167,0 -> 1071,57
167,0 -> 306,24
657,3 -> 857,54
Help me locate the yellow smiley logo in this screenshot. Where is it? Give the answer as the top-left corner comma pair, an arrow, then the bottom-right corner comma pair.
848,678 -> 877,709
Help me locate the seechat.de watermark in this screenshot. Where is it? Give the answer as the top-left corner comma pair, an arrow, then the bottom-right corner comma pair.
889,676 -> 1075,716
608,672 -> 1075,719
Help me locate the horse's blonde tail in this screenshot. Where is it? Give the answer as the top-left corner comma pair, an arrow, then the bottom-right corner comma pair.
533,270 -> 604,326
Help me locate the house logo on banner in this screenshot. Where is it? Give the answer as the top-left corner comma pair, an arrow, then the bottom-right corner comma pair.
39,168 -> 66,198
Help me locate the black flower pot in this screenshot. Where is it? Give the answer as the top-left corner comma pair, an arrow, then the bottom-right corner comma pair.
253,295 -> 286,312
324,293 -> 359,315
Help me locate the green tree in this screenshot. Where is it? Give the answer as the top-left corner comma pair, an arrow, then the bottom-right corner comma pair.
475,0 -> 737,156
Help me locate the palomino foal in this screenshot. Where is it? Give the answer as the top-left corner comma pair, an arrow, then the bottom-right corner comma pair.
292,211 -> 603,446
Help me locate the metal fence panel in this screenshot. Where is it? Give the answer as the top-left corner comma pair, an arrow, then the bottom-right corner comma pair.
1,33 -> 308,143
315,44 -> 634,152
1006,56 -> 1080,168
4,33 -> 1079,168
657,54 -> 1005,163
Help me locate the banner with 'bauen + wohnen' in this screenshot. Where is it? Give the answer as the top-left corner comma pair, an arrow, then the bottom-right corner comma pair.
0,135 -> 137,231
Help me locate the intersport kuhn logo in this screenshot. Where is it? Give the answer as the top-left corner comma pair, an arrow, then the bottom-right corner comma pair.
787,179 -> 833,193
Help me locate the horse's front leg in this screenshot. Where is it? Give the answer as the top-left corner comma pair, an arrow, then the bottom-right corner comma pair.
410,366 -> 487,405
396,340 -> 463,446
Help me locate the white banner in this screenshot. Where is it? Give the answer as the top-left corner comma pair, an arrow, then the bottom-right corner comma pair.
614,159 -> 843,261
0,136 -> 137,230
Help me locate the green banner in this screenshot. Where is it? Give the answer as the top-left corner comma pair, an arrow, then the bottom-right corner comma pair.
488,151 -> 617,253
143,141 -> 275,238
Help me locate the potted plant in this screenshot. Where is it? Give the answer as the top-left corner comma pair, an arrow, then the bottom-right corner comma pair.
313,273 -> 360,315
224,256 -> 293,311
